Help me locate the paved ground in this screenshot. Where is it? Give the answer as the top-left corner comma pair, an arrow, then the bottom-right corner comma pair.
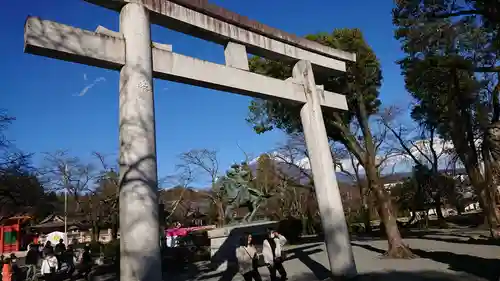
171,228 -> 500,281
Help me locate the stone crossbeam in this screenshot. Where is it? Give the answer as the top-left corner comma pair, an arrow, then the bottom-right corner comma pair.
24,17 -> 348,110
162,0 -> 356,61
84,0 -> 354,72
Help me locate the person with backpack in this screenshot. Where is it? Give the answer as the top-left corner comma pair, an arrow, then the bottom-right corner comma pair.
262,228 -> 288,281
41,248 -> 58,280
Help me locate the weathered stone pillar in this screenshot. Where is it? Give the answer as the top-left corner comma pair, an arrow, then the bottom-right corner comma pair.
119,3 -> 161,281
294,60 -> 357,278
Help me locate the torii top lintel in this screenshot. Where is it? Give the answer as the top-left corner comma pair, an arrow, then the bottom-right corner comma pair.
84,0 -> 356,72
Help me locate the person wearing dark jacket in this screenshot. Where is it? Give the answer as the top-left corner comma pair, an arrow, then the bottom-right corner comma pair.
65,245 -> 76,276
77,245 -> 93,279
55,239 -> 66,254
54,239 -> 66,268
25,244 -> 39,281
9,254 -> 20,281
43,241 -> 53,258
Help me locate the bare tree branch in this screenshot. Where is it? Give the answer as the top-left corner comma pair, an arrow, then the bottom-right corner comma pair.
174,148 -> 226,225
177,149 -> 219,186
41,150 -> 96,212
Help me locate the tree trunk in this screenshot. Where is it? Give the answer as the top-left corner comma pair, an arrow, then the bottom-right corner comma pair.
92,221 -> 100,242
367,165 -> 414,258
359,184 -> 372,233
462,163 -> 500,233
216,201 -> 225,227
362,200 -> 372,233
363,205 -> 372,234
433,193 -> 448,228
481,147 -> 500,225
468,165 -> 500,237
111,213 -> 119,240
354,86 -> 413,257
479,189 -> 500,238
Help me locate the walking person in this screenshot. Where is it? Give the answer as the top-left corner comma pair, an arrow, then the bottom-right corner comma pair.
236,233 -> 262,281
40,248 -> 59,281
54,239 -> 66,269
25,244 -> 40,281
263,229 -> 288,281
77,245 -> 93,280
65,244 -> 76,277
42,241 -> 53,259
9,254 -> 20,281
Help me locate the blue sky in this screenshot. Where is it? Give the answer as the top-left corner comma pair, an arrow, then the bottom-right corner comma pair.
0,0 -> 410,187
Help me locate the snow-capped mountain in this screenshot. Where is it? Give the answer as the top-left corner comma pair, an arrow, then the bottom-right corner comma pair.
246,154 -> 354,185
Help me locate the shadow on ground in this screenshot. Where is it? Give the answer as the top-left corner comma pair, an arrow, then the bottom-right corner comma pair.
196,243 -> 325,281
291,271 -> 488,281
351,228 -> 500,247
351,242 -> 500,281
404,231 -> 500,246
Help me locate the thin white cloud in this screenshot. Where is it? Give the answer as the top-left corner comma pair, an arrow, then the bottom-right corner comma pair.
74,77 -> 106,97
83,73 -> 88,81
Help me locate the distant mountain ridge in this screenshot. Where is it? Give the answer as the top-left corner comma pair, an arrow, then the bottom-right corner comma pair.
246,155 -> 354,185
245,154 -> 468,186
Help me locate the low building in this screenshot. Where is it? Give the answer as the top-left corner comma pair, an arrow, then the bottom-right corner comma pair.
0,215 -> 34,253
31,215 -> 117,245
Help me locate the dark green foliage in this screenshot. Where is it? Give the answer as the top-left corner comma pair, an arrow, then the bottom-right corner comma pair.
394,0 -> 500,61
278,216 -> 303,244
247,29 -> 382,149
88,240 -> 103,257
102,239 -> 119,261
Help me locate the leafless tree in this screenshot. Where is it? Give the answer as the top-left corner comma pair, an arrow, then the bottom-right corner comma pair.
41,150 -> 95,213
174,149 -> 225,226
379,106 -> 457,223
91,152 -> 120,240
177,149 -> 219,185
273,133 -> 314,186
275,120 -> 401,233
163,163 -> 195,222
0,112 -> 33,171
0,111 -> 15,150
271,134 -> 349,226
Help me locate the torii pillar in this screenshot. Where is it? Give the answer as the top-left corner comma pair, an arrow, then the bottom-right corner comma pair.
118,3 -> 161,281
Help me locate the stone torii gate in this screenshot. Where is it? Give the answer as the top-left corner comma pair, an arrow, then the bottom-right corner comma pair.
23,0 -> 358,279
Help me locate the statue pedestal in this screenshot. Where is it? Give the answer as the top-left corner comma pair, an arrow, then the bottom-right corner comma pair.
207,220 -> 277,272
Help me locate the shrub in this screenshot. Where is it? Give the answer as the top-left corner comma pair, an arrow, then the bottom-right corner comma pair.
89,240 -> 103,256
103,239 -> 120,260
278,216 -> 303,244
